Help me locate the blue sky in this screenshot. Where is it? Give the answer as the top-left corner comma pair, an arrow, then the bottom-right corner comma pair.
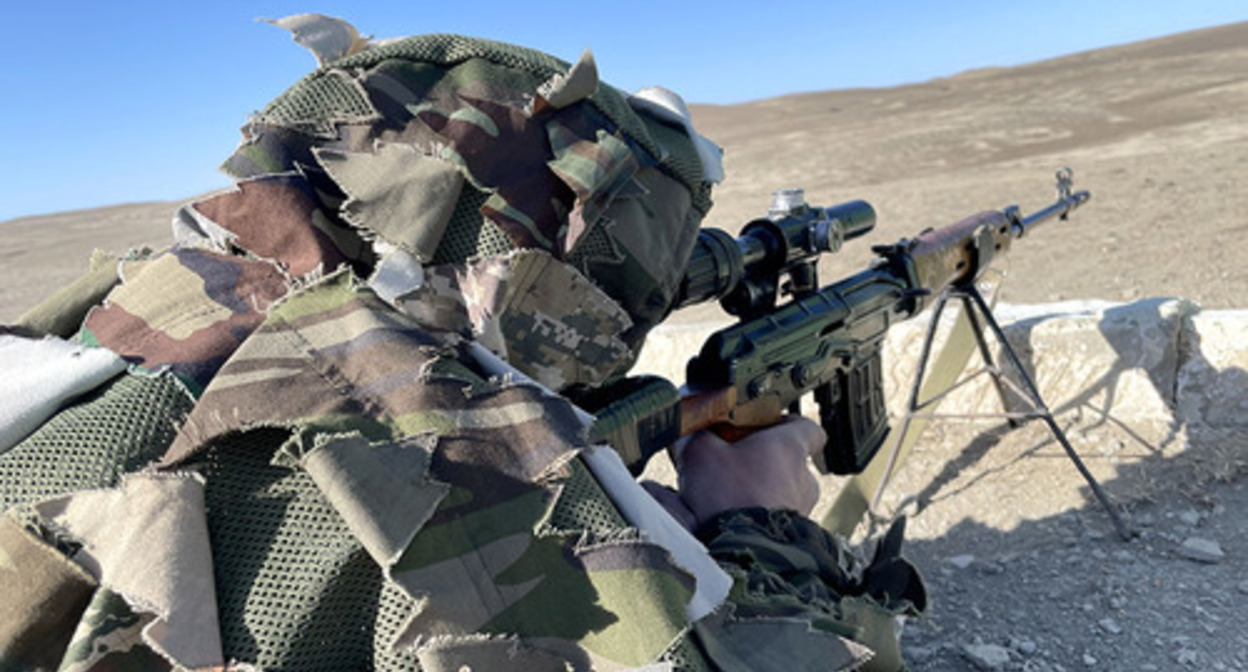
1,1 -> 1243,222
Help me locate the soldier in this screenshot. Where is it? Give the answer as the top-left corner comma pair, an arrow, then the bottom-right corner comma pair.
0,15 -> 924,671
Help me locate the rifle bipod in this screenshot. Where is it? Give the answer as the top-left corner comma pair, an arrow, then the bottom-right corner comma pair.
869,283 -> 1137,541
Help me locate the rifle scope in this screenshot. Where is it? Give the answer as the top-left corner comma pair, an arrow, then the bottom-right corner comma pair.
675,193 -> 876,316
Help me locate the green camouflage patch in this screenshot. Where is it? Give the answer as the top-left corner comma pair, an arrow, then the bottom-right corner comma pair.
574,542 -> 694,666
455,250 -> 635,390
300,432 -> 450,568
565,166 -> 702,354
546,123 -> 640,246
14,249 -> 124,339
693,609 -> 872,672
313,143 -> 465,262
59,588 -> 173,672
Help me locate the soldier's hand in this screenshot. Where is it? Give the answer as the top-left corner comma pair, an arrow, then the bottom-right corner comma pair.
643,415 -> 824,531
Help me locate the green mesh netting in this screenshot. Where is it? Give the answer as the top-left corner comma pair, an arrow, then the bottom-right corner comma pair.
0,373 -> 193,512
645,116 -> 714,210
543,458 -> 629,541
565,219 -> 625,270
0,363 -> 702,670
258,70 -> 378,136
662,631 -> 716,672
203,428 -> 424,672
428,185 -> 513,265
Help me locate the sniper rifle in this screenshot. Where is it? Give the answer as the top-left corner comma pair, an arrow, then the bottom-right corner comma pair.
578,169 -> 1091,483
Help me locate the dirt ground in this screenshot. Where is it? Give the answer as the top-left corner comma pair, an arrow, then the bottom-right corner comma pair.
2,21 -> 1246,672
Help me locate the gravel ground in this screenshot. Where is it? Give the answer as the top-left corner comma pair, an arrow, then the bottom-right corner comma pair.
871,418 -> 1248,672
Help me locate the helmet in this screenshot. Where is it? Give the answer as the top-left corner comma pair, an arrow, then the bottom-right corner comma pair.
203,21 -> 722,390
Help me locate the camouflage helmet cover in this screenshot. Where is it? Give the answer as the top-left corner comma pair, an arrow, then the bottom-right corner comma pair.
216,19 -> 722,390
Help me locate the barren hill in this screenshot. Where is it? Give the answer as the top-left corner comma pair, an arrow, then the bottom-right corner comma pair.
3,22 -> 1246,322
688,21 -> 1247,318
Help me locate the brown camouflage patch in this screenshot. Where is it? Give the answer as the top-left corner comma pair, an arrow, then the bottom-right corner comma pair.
0,516 -> 97,670
191,174 -> 349,277
82,248 -> 289,393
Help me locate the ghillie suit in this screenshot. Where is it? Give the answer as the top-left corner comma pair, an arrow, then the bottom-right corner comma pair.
0,16 -> 924,672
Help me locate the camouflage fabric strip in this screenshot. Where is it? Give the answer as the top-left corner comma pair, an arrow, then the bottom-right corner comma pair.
190,174 -> 350,278
313,143 -> 465,261
33,473 -> 223,669
161,272 -> 422,464
546,121 -> 641,250
58,587 -> 174,672
567,166 -> 701,349
14,249 -> 123,338
573,541 -> 694,666
360,58 -> 577,254
403,250 -> 635,390
394,262 -> 471,336
299,432 -> 450,568
0,515 -> 97,671
414,634 -> 573,672
692,610 -> 872,672
222,122 -> 336,182
81,248 -> 289,395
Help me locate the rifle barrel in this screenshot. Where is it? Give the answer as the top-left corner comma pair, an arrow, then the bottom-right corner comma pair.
1013,168 -> 1092,237
1017,189 -> 1091,232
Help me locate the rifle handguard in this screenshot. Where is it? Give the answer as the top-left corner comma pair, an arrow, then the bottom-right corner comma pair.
577,376 -> 682,475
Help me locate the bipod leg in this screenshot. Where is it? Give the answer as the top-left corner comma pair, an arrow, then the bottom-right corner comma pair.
962,286 -> 1137,541
869,290 -> 955,513
956,290 -> 1024,428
